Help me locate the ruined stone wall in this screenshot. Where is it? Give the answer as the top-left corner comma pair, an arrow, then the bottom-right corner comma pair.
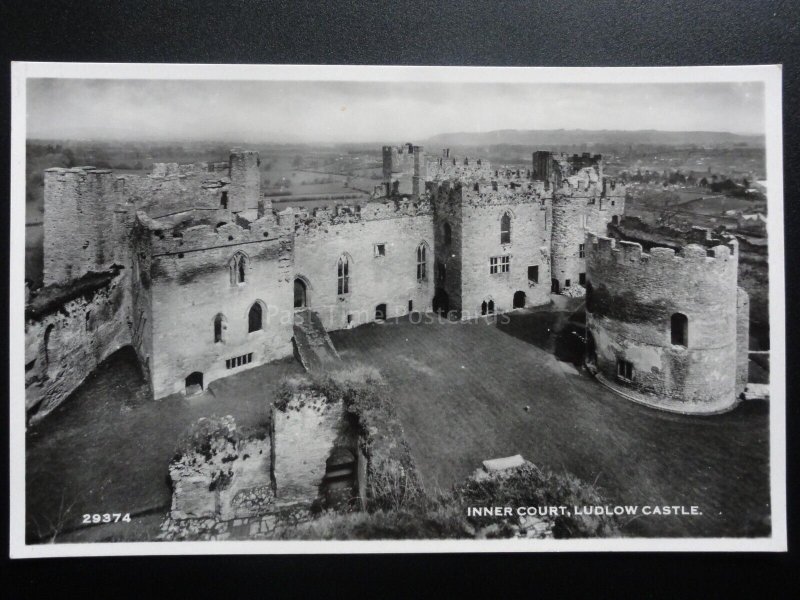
43,168 -> 119,285
458,183 -> 552,315
227,149 -> 261,213
271,393 -> 356,508
24,268 -> 132,421
550,172 -> 626,291
432,181 -> 464,314
141,210 -> 295,399
585,233 -> 741,413
293,200 -> 435,330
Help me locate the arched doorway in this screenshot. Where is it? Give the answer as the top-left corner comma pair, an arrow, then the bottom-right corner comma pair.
551,278 -> 560,294
513,290 -> 526,308
294,278 -> 307,309
375,303 -> 387,321
185,371 -> 203,395
433,288 -> 449,315
611,215 -> 619,225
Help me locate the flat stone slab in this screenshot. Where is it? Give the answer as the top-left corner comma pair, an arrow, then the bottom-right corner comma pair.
743,383 -> 770,401
482,454 -> 525,472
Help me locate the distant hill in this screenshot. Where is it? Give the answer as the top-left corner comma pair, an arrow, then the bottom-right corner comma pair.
422,129 -> 764,149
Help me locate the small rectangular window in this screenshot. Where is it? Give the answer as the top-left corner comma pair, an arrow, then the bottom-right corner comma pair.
220,191 -> 228,209
579,272 -> 586,285
528,266 -> 539,284
579,244 -> 585,258
408,300 -> 413,312
490,256 -> 510,274
565,279 -> 571,288
347,314 -> 353,325
617,359 -> 634,382
374,243 -> 386,257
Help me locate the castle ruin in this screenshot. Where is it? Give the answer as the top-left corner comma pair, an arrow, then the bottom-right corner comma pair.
24,143 -> 749,420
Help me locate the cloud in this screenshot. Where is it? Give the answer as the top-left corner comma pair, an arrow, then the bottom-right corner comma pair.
26,79 -> 765,142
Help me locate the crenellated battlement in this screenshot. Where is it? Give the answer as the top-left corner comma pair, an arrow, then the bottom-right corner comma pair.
586,232 -> 738,268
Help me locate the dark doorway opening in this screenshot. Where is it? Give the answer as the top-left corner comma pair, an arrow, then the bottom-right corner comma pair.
513,290 -> 526,308
586,330 -> 597,365
375,303 -> 387,321
294,278 -> 307,309
433,288 -> 450,315
611,215 -> 619,225
185,371 -> 204,395
488,300 -> 495,314
551,278 -> 560,294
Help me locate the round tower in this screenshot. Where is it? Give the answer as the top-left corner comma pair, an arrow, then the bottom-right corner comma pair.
584,232 -> 743,414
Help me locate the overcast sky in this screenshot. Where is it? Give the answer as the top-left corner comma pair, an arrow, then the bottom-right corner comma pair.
26,79 -> 765,143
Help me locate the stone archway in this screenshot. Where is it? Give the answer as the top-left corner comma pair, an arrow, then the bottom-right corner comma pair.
185,371 -> 204,395
513,290 -> 526,308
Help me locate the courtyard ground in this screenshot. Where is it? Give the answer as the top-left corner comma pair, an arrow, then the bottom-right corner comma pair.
329,309 -> 770,538
25,352 -> 304,543
26,304 -> 770,542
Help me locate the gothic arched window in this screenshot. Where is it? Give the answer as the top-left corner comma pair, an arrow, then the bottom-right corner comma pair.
248,302 -> 263,333
500,212 -> 511,244
337,255 -> 350,295
416,243 -> 428,282
230,251 -> 248,285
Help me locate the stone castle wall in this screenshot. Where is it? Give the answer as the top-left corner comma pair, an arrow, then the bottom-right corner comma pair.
293,199 -> 435,330
432,181 -> 464,314
458,183 -> 552,315
24,268 -> 132,421
138,209 -> 295,399
550,176 -> 625,290
585,232 -> 741,413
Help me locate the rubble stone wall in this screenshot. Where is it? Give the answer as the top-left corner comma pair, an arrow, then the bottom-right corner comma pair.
585,233 -> 741,413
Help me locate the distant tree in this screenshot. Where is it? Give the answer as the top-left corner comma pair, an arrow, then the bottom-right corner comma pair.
62,148 -> 76,168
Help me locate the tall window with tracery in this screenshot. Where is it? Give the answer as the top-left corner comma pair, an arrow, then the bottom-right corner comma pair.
230,252 -> 247,285
337,255 -> 350,295
416,243 -> 427,282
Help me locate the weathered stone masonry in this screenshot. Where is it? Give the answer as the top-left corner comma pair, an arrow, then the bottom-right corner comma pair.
585,229 -> 747,414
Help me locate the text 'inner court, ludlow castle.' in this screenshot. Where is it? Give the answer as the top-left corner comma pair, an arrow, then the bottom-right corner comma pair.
25,144 -> 750,420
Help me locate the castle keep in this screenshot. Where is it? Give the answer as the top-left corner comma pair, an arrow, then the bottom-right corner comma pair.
25,143 -> 748,420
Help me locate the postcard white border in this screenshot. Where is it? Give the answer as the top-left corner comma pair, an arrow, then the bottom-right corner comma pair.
9,63 -> 786,558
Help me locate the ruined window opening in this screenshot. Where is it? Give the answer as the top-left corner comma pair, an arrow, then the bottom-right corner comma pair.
374,243 -> 386,258
612,215 -> 619,225
408,300 -> 413,312
671,313 -> 688,347
617,359 -> 633,382
579,243 -> 585,258
337,255 -> 350,295
481,301 -> 488,315
611,200 -> 616,206
488,300 -> 495,314
347,314 -> 353,325
230,252 -> 247,285
565,279 -> 571,288
248,302 -> 263,333
220,191 -> 229,209
579,272 -> 586,285
490,256 -> 510,275
416,243 -> 427,282
443,222 -> 452,246
528,265 -> 539,284
500,212 -> 511,244
214,313 -> 225,343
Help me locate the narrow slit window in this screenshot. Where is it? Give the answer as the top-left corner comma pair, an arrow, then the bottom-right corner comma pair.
671,313 -> 688,347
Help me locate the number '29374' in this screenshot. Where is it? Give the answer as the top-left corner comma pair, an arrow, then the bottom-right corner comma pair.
82,513 -> 131,524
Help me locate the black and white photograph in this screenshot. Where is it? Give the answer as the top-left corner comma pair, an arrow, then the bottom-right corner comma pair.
9,63 -> 785,556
